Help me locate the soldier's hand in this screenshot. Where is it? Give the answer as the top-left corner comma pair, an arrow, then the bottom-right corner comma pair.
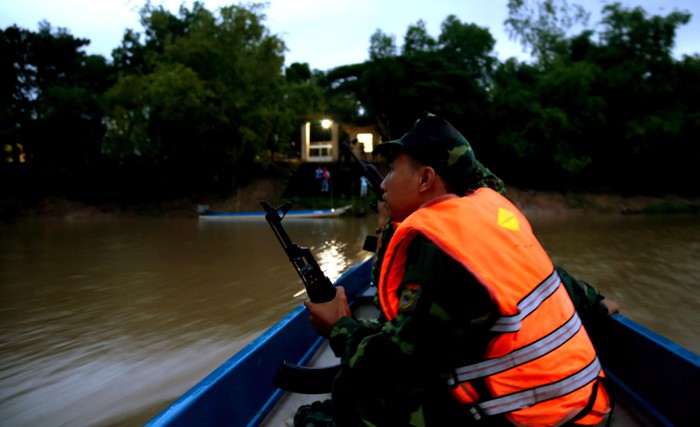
377,201 -> 390,230
304,286 -> 351,337
602,298 -> 620,315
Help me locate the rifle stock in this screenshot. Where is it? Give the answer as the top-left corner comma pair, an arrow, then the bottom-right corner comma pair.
273,362 -> 340,394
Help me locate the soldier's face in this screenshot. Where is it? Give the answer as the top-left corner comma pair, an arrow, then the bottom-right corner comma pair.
380,152 -> 424,221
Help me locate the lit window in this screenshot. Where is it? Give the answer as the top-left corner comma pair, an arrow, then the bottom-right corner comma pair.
357,133 -> 373,152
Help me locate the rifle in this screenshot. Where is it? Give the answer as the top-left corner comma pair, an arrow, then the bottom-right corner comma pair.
261,200 -> 342,393
340,142 -> 386,252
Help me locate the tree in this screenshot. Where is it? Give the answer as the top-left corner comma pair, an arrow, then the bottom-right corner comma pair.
402,20 -> 436,55
438,15 -> 497,76
111,29 -> 147,74
0,26 -> 33,169
328,16 -> 498,149
369,29 -> 397,60
285,62 -> 312,83
493,58 -> 604,188
103,2 -> 289,193
1,22 -> 111,198
494,2 -> 696,193
505,0 -> 589,61
585,3 -> 694,192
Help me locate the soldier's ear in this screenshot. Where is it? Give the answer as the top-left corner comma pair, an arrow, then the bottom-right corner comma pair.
418,167 -> 436,190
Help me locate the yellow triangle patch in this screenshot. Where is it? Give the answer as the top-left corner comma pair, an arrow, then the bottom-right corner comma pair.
498,207 -> 520,231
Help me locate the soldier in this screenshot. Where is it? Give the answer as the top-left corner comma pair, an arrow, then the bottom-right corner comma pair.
298,113 -> 617,426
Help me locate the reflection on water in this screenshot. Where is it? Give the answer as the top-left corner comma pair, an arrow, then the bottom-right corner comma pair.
316,240 -> 350,283
0,212 -> 698,426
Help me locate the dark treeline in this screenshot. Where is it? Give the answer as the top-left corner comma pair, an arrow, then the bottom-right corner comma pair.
2,1 -> 699,209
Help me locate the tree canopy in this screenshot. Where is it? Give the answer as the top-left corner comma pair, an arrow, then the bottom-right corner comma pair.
102,2 -> 289,193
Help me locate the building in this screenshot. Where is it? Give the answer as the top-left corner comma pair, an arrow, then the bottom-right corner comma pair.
299,118 -> 381,163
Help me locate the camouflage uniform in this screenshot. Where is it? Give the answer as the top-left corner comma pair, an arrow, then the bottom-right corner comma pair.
295,114 -> 610,427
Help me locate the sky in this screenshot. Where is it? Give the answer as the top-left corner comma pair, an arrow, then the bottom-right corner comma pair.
1,0 -> 699,71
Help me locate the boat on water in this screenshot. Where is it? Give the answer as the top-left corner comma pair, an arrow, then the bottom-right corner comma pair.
199,205 -> 352,220
146,258 -> 700,426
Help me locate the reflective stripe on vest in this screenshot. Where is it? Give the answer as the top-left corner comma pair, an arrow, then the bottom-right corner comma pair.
448,305 -> 582,384
478,357 -> 602,416
490,270 -> 561,333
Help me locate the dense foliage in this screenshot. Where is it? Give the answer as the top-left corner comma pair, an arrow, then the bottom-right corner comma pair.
1,1 -> 698,205
102,2 -> 290,195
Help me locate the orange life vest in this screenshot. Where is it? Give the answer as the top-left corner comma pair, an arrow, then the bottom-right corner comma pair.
378,188 -> 610,426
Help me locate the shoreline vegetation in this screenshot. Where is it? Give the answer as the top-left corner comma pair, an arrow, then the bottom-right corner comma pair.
4,178 -> 698,221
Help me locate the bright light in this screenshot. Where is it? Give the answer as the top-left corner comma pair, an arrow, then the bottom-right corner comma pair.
357,133 -> 373,152
321,119 -> 332,129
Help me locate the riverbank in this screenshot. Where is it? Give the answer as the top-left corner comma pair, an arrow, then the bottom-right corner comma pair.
3,179 -> 698,220
505,187 -> 700,216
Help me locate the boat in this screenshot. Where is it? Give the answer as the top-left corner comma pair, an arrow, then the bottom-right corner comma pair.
198,205 -> 352,220
146,258 -> 700,426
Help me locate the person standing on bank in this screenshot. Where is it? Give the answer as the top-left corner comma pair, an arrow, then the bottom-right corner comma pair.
321,167 -> 331,193
299,114 -> 614,427
360,175 -> 369,197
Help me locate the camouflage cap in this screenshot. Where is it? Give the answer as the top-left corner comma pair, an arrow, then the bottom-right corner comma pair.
373,113 -> 477,191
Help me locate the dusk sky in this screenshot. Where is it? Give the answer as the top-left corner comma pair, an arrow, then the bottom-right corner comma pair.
2,0 -> 699,70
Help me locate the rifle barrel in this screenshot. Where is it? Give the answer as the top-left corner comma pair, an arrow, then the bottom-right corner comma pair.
341,142 -> 384,200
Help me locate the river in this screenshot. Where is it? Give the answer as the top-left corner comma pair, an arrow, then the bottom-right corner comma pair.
1,212 -> 698,426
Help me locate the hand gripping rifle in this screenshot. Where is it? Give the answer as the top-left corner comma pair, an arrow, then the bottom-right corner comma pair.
261,201 -> 342,393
